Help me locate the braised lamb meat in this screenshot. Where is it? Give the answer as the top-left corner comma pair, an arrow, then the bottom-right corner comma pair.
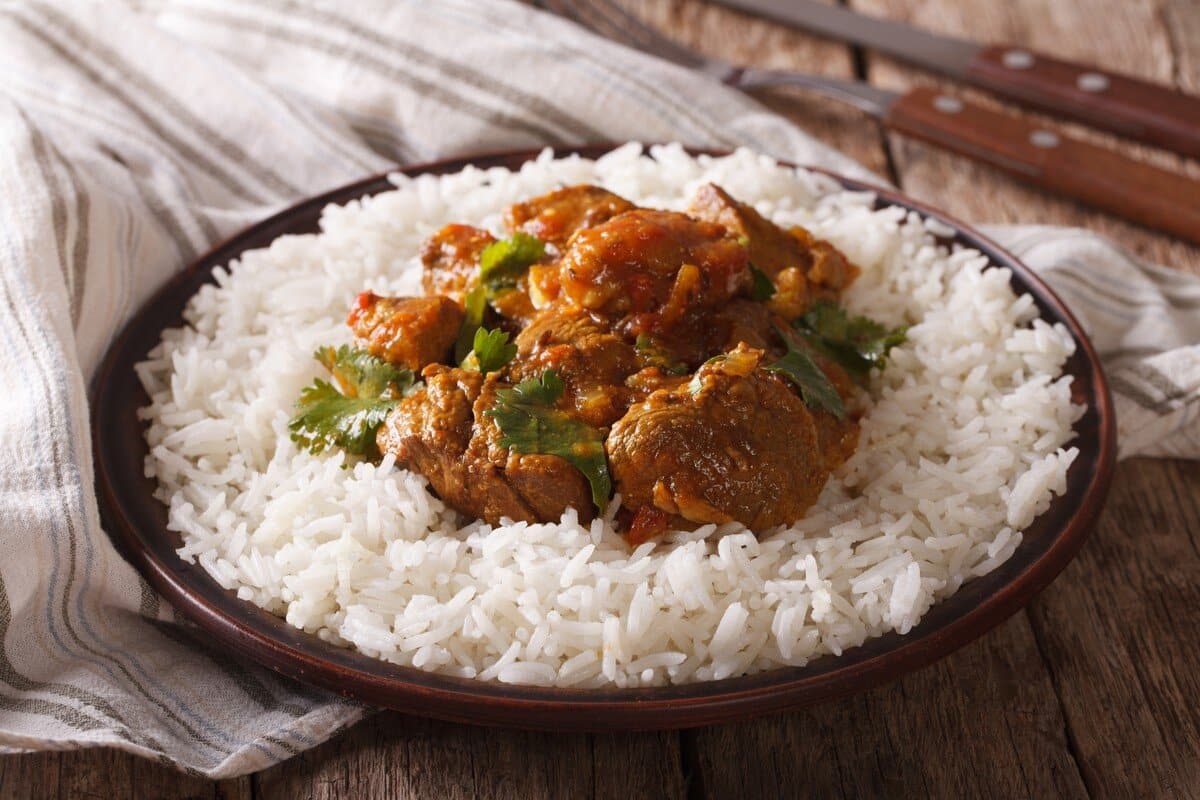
420,223 -> 496,302
292,180 -> 910,545
509,307 -> 641,428
378,366 -> 593,524
504,185 -> 636,250
689,183 -> 859,320
607,345 -> 835,543
553,209 -> 750,331
347,292 -> 463,371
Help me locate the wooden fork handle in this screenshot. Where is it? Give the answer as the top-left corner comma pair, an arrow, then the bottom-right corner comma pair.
966,45 -> 1200,159
884,86 -> 1200,245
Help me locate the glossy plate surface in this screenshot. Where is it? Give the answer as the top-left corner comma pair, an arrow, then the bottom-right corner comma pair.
91,146 -> 1115,730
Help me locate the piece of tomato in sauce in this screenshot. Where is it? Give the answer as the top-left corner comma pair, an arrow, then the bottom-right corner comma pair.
625,505 -> 673,545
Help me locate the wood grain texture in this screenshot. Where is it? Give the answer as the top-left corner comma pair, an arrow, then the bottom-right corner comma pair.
883,86 -> 1200,244
1026,459 -> 1200,799
688,616 -> 1088,799
855,0 -> 1200,268
964,44 -> 1200,159
11,0 -> 1200,797
625,0 -> 889,172
0,749 -> 251,800
251,714 -> 685,800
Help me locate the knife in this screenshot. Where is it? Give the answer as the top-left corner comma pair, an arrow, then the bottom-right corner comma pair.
536,0 -> 1200,244
735,74 -> 1200,245
714,0 -> 1200,159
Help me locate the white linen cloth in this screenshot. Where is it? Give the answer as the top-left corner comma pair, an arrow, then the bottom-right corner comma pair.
0,0 -> 1196,777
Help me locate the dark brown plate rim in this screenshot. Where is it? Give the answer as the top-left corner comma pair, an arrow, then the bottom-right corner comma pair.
91,144 -> 1116,731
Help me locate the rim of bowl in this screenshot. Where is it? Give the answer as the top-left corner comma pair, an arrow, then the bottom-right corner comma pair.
90,144 -> 1116,730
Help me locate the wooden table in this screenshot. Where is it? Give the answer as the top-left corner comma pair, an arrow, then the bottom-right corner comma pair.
4,0 -> 1198,797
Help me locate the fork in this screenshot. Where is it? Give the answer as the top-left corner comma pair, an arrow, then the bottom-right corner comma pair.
535,0 -> 1200,245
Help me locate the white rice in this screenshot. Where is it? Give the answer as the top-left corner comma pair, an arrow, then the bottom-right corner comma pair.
138,144 -> 1083,687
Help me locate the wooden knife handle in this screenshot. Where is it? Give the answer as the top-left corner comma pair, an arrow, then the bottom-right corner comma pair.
884,86 -> 1200,245
966,45 -> 1200,159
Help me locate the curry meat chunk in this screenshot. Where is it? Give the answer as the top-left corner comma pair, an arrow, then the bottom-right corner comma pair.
465,375 -> 595,524
688,183 -> 859,320
377,365 -> 481,512
504,185 -> 636,250
710,298 -> 781,356
347,292 -> 464,371
365,181 -> 873,543
420,223 -> 495,302
508,307 -> 640,428
554,208 -> 750,335
377,366 -> 593,526
606,345 -> 858,543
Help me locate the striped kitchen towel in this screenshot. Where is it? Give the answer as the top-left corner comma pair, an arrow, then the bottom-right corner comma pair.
0,0 -> 1195,778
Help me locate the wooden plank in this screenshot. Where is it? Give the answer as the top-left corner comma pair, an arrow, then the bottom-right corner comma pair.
58,748 -> 133,800
628,0 -> 1093,797
686,615 -> 1089,799
1026,459 -> 1200,798
625,0 -> 889,173
40,746 -> 251,800
0,751 -> 60,799
252,712 -> 686,800
854,0 -> 1200,270
131,753 -> 253,800
1165,0 -> 1200,93
854,1 -> 1200,798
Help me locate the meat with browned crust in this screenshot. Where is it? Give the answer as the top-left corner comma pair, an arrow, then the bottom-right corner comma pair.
378,366 -> 593,525
362,182 -> 872,542
504,184 -> 635,250
606,345 -> 855,542
689,183 -> 859,320
347,293 -> 463,372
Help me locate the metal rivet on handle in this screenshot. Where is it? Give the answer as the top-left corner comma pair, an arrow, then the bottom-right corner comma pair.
1002,49 -> 1035,69
1030,130 -> 1060,149
1077,72 -> 1110,92
933,95 -> 964,114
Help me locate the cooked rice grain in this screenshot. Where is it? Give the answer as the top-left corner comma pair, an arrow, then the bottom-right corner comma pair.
140,144 -> 1083,687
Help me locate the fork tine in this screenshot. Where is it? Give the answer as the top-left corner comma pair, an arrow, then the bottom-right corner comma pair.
540,0 -> 710,71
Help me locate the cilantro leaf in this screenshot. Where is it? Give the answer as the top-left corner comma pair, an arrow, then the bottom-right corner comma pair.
453,233 -> 545,363
749,265 -> 776,301
479,232 -> 545,297
499,369 -> 566,406
454,284 -> 488,363
470,327 -> 517,373
288,381 -> 397,456
485,370 -> 612,511
766,326 -> 845,419
635,334 -> 688,376
289,346 -> 416,457
314,345 -> 413,398
794,300 -> 907,381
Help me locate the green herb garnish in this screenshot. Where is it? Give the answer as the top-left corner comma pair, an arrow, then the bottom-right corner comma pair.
469,327 -> 517,373
794,300 -> 907,381
766,326 -> 845,419
289,346 -> 416,456
749,265 -> 776,301
479,232 -> 545,297
485,370 -> 612,510
454,284 -> 488,363
454,233 -> 545,362
635,333 -> 688,376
